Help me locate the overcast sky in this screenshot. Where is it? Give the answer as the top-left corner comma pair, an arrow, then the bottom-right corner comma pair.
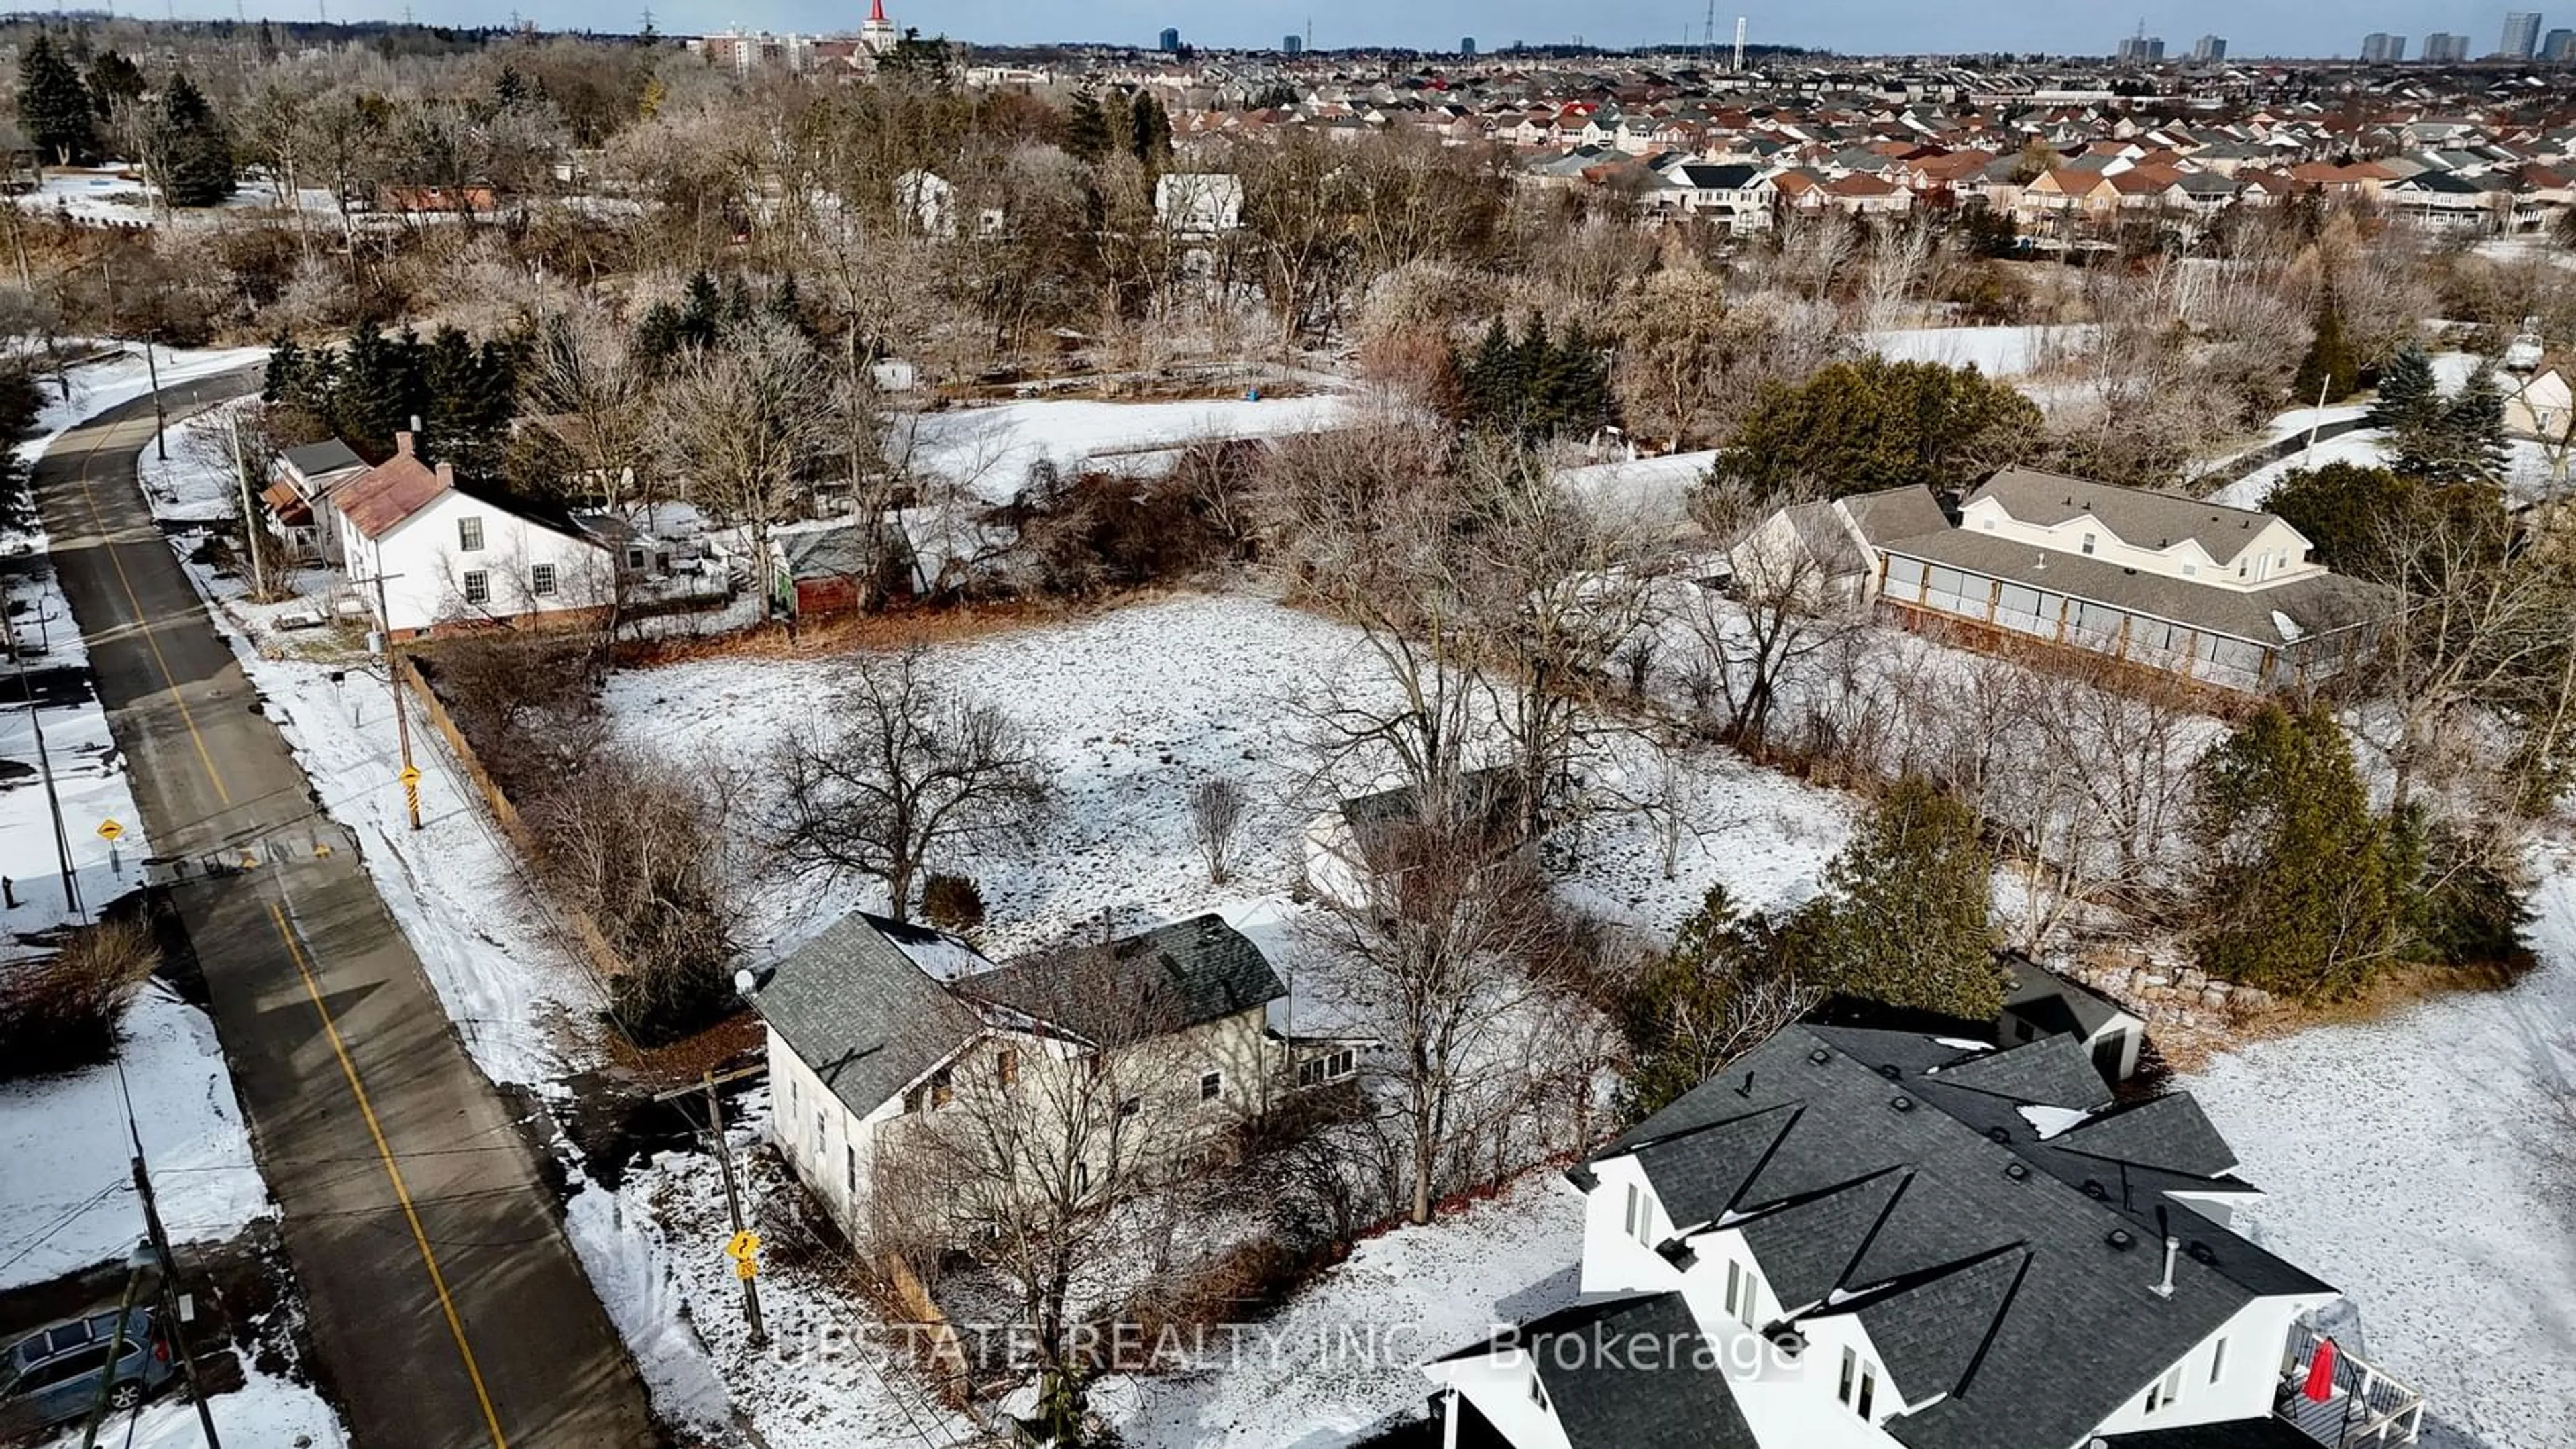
250,3 -> 2559,60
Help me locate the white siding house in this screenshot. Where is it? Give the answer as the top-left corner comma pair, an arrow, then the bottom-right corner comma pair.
1423,1023 -> 2418,1449
331,432 -> 615,639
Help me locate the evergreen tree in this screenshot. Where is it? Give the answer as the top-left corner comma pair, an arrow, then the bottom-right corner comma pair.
1460,317 -> 1521,427
420,326 -> 517,482
85,50 -> 144,119
1619,885 -> 1821,1118
2430,363 -> 2509,481
1064,83 -> 1110,166
333,321 -> 425,457
2259,461 -> 2412,576
148,72 -> 236,209
17,36 -> 98,166
492,66 -> 530,109
2192,704 -> 2405,1000
261,335 -> 307,406
2367,343 -> 2439,434
2290,289 -> 2359,405
1128,91 -> 1173,164
1718,356 -> 2042,498
1814,777 -> 2003,1018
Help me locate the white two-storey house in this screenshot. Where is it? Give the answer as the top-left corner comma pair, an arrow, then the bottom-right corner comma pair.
1424,1023 -> 2424,1449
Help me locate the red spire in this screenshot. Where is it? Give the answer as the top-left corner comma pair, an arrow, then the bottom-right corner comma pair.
869,0 -> 885,20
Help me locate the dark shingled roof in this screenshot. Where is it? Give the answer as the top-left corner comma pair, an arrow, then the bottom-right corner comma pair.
1526,1293 -> 1762,1449
752,913 -> 985,1118
279,438 -> 365,482
2100,1420 -> 2330,1449
1589,1025 -> 2334,1449
1968,467 -> 2286,568
960,914 -> 1284,1045
2003,954 -> 2134,1042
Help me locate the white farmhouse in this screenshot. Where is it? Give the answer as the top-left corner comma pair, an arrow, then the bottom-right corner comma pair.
749,910 -> 1311,1242
1424,1022 -> 2424,1449
331,431 -> 616,639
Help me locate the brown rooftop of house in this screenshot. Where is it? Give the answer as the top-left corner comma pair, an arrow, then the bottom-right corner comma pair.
335,432 -> 451,541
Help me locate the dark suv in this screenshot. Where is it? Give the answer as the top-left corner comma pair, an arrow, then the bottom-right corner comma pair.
0,1309 -> 173,1438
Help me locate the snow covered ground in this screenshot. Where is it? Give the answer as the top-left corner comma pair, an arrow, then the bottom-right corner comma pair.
1099,1173 -> 1586,1448
36,1361 -> 347,1449
10,165 -> 339,230
566,1093 -> 983,1448
1863,323 -> 2091,378
603,591 -> 1852,963
894,393 -> 1356,505
0,987 -> 269,1291
2186,846 -> 2576,1449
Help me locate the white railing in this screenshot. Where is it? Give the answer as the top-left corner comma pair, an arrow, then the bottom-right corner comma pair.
2278,1327 -> 2424,1448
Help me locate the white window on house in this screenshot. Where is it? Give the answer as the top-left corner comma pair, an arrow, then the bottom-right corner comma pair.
1725,1260 -> 1742,1318
814,1111 -> 826,1156
846,1144 -> 857,1193
459,516 -> 485,551
531,563 -> 558,597
1738,1267 -> 1760,1326
1297,1048 -> 1357,1087
2145,1364 -> 2182,1413
1839,1346 -> 1857,1404
2081,532 -> 2098,555
1857,1366 -> 1876,1419
1199,1069 -> 1222,1102
1529,1373 -> 1549,1410
462,570 -> 490,605
626,545 -> 647,570
1624,1183 -> 1642,1240
1980,517 -> 1996,530
2184,562 -> 2198,576
2210,1338 -> 2229,1384
930,1068 -> 953,1108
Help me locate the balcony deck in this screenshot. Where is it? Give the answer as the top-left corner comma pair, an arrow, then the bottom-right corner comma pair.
2275,1328 -> 2424,1448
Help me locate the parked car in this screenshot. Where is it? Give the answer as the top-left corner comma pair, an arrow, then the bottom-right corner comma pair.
0,1308 -> 172,1438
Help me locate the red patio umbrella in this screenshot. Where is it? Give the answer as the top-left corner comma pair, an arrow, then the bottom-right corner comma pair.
2302,1338 -> 2339,1403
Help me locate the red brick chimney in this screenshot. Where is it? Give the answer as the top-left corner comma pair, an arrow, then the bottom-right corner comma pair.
435,460 -> 454,487
394,430 -> 415,458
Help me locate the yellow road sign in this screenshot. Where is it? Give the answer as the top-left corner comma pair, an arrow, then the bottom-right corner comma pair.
398,765 -> 422,786
734,1257 -> 757,1280
96,819 -> 123,842
723,1230 -> 761,1261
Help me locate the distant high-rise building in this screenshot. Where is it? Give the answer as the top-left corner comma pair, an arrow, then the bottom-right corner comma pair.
2361,32 -> 2406,62
2192,34 -> 2226,60
1282,32 -> 1301,53
2424,32 -> 2470,62
1157,25 -> 1181,52
2547,25 -> 2576,59
2114,33 -> 2166,62
2502,11 -> 2544,57
1460,36 -> 1477,56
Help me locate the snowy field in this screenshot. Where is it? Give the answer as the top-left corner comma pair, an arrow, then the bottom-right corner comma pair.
894,394 -> 1356,504
11,165 -> 339,230
2186,847 -> 2576,1449
0,987 -> 269,1291
35,1362 -> 346,1449
603,591 -> 1854,963
1100,1175 -> 1586,1448
1864,323 -> 2091,378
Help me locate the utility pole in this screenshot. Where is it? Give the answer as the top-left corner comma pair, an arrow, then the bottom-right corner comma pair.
9,598 -> 82,920
368,550 -> 422,830
657,1067 -> 767,1344
130,1141 -> 223,1447
225,413 -> 266,599
705,1071 -> 765,1344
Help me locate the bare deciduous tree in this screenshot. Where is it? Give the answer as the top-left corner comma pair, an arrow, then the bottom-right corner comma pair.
1189,777 -> 1248,884
769,647 -> 1051,921
1681,477 -> 1868,753
659,315 -> 835,591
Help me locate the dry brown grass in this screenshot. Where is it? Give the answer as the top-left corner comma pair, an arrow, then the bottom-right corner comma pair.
0,918 -> 162,1079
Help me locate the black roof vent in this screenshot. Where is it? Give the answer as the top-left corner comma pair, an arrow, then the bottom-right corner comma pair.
2004,1162 -> 2030,1181
2106,1228 -> 2136,1251
2188,1242 -> 2220,1265
1890,1095 -> 1914,1112
1987,1126 -> 2011,1144
1877,1063 -> 1902,1080
1809,1047 -> 1833,1065
2083,1180 -> 2108,1200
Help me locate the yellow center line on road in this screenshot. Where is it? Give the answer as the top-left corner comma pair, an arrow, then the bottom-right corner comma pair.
66,414 -> 232,806
52,391 -> 508,1449
270,900 -> 511,1449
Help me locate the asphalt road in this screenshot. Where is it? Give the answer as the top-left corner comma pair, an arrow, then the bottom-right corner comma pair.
33,370 -> 662,1449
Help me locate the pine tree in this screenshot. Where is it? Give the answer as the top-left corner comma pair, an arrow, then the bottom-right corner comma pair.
1460,317 -> 1520,429
2433,364 -> 2509,481
148,72 -> 236,209
262,335 -> 306,405
2368,343 -> 2439,433
333,321 -> 423,457
2192,704 -> 2404,1000
1128,92 -> 1173,164
1065,84 -> 1110,166
85,50 -> 144,119
2290,289 -> 2359,405
17,36 -> 98,166
1815,777 -> 2003,1018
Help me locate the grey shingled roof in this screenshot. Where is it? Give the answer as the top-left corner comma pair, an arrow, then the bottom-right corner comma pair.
752,913 -> 986,1118
2053,1096 -> 2240,1179
1839,484 -> 1952,548
961,914 -> 1284,1045
280,438 -> 364,479
2003,955 -> 2133,1042
1597,1025 -> 2334,1449
1964,468 -> 2294,568
1528,1293 -> 1762,1449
